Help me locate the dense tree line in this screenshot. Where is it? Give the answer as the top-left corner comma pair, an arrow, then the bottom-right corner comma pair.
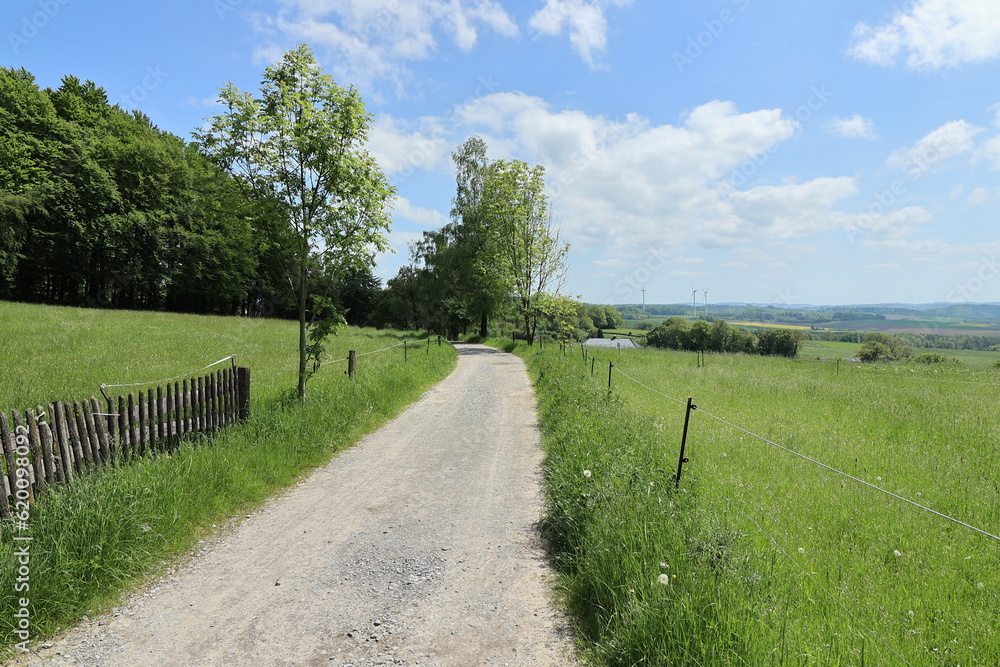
0,67 -> 274,313
646,317 -> 803,358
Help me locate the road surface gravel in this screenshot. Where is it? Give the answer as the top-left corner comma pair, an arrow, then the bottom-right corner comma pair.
9,343 -> 575,666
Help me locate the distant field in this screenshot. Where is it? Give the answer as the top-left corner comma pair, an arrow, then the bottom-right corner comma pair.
821,318 -> 1000,335
729,320 -> 812,330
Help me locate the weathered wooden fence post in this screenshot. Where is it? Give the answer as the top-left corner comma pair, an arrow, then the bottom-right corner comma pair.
348,351 -> 357,380
236,367 -> 251,420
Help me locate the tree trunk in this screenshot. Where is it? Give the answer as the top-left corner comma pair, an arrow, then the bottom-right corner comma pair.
297,258 -> 308,402
479,310 -> 488,338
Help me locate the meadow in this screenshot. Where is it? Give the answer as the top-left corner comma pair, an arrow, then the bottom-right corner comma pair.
508,340 -> 1000,665
0,302 -> 456,655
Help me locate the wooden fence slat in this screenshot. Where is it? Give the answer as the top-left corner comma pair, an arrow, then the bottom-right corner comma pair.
237,367 -> 250,420
128,393 -> 139,456
53,402 -> 72,482
176,380 -> 185,442
26,409 -> 47,492
105,394 -> 116,444
210,371 -> 218,433
55,401 -> 74,475
226,368 -> 234,426
0,412 -> 13,518
0,412 -> 18,504
82,401 -> 102,468
11,410 -> 35,502
137,392 -> 148,456
153,386 -> 162,450
163,383 -> 173,448
36,405 -> 56,485
117,395 -> 129,461
90,398 -> 111,463
69,402 -> 90,471
192,376 -> 201,433
217,369 -> 226,429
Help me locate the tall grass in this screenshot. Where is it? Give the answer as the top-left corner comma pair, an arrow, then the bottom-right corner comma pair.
0,302 -> 456,655
508,340 -> 1000,665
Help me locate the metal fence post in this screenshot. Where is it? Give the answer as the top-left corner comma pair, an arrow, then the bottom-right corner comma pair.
675,397 -> 696,487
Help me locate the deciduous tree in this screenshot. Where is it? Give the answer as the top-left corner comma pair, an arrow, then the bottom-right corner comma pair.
197,45 -> 394,401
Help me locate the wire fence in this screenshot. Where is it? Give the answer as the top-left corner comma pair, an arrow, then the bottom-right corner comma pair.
579,344 -> 1000,545
570,343 -> 1000,664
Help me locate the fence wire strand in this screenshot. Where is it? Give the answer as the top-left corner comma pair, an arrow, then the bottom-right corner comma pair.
101,355 -> 236,391
593,353 -> 1000,546
251,338 -> 429,383
693,405 -> 1000,544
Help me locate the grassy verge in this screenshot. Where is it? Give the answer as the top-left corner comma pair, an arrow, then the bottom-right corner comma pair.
1,302 -> 456,656
493,338 -> 1000,665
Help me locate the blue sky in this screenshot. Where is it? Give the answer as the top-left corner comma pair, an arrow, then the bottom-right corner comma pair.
5,0 -> 1000,306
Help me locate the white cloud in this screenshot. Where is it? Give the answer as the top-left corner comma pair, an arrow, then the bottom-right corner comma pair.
722,261 -> 751,269
857,206 -> 934,241
529,0 -> 633,66
887,120 -> 983,175
983,134 -> 1000,169
368,114 -> 451,175
968,187 -> 994,204
453,93 -> 850,251
392,196 -> 449,228
849,0 -> 1000,70
262,0 -> 519,91
827,114 -> 878,140
674,256 -> 704,265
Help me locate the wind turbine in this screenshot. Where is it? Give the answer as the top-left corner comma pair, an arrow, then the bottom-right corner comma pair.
641,286 -> 646,313
703,288 -> 710,318
690,286 -> 698,319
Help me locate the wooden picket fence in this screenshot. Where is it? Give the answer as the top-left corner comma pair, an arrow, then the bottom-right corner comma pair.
0,366 -> 250,518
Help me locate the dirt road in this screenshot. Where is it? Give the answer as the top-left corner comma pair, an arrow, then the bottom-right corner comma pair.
11,343 -> 575,666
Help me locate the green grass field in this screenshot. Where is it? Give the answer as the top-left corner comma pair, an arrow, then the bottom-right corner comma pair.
0,302 -> 456,655
509,340 -> 1000,665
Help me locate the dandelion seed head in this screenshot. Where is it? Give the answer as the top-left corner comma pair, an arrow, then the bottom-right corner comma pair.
658,574 -> 671,586
893,550 -> 903,558
977,582 -> 985,590
583,469 -> 592,478
797,547 -> 805,554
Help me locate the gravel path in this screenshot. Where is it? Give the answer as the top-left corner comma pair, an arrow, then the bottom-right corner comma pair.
9,343 -> 576,666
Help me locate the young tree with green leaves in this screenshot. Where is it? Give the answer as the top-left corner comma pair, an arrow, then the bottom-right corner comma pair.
197,44 -> 395,401
482,159 -> 568,344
